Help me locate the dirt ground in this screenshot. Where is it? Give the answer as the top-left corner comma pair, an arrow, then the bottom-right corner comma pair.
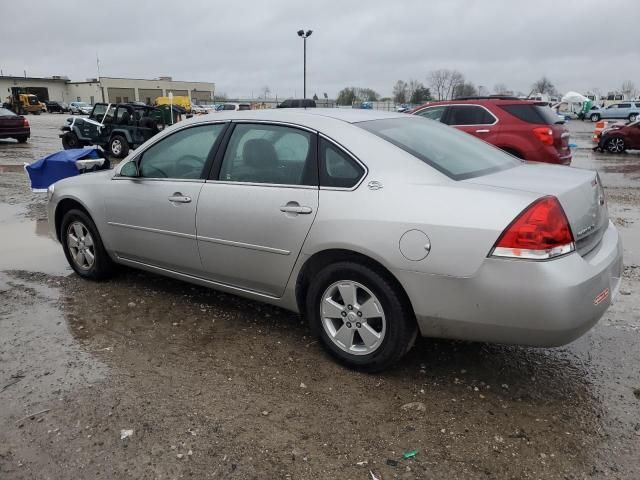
1,114 -> 639,480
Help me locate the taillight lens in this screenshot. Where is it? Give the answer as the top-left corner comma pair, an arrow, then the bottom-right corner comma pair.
532,127 -> 554,146
23,118 -> 30,127
490,196 -> 574,260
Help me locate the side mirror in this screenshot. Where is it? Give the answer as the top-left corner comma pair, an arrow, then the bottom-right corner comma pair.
119,161 -> 139,178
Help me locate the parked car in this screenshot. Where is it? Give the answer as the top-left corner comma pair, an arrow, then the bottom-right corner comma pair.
218,102 -> 252,111
191,104 -> 207,114
47,109 -> 622,371
410,96 -> 572,164
0,107 -> 30,143
277,98 -> 316,108
69,102 -> 92,115
60,102 -> 165,158
45,101 -> 69,113
587,102 -> 640,122
596,119 -> 640,153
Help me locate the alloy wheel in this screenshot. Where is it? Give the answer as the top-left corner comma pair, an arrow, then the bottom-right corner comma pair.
67,221 -> 95,270
111,139 -> 122,156
607,137 -> 625,153
320,280 -> 386,355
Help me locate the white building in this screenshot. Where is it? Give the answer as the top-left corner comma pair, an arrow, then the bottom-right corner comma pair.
1,75 -> 215,105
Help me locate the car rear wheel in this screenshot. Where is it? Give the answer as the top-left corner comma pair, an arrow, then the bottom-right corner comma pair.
16,136 -> 28,144
590,113 -> 600,122
629,113 -> 638,122
109,134 -> 129,158
62,132 -> 80,149
605,136 -> 626,153
61,209 -> 113,280
306,261 -> 417,372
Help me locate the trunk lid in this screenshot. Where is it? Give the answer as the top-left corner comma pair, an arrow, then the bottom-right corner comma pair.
0,114 -> 25,128
465,163 -> 608,256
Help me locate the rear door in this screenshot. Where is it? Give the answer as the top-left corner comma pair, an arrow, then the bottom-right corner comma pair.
443,104 -> 500,144
196,122 -> 318,296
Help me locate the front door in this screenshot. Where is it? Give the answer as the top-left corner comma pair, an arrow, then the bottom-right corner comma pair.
197,122 -> 319,296
104,122 -> 227,275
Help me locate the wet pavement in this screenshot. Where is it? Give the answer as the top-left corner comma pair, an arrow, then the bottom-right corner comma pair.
0,114 -> 639,479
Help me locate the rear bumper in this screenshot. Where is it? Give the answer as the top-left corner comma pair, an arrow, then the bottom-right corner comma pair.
526,145 -> 571,165
0,128 -> 30,139
396,220 -> 623,347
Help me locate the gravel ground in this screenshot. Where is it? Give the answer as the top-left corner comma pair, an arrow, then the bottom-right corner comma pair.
1,114 -> 639,479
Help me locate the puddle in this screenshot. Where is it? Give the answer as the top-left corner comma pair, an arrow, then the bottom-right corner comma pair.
0,164 -> 26,173
0,203 -> 70,275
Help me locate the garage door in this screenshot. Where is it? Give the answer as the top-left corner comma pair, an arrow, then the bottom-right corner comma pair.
138,88 -> 163,105
107,87 -> 136,103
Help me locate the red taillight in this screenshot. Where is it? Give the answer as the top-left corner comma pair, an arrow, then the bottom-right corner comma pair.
22,118 -> 30,127
491,196 -> 574,260
532,127 -> 554,146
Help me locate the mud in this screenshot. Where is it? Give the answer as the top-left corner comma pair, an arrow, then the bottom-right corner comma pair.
1,115 -> 639,479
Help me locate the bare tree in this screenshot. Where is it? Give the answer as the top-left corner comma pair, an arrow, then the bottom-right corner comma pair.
261,85 -> 271,99
407,79 -> 420,102
493,83 -> 510,95
393,80 -> 408,104
453,82 -> 477,98
428,69 -> 464,100
621,80 -> 637,99
531,76 -> 555,95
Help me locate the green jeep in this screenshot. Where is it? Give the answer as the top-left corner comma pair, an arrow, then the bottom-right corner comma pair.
60,103 -> 166,158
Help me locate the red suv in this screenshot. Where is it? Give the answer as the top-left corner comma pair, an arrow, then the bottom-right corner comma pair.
409,97 -> 571,165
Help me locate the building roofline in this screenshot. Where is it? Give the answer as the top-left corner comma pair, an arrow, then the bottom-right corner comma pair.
0,75 -> 69,82
98,76 -> 214,85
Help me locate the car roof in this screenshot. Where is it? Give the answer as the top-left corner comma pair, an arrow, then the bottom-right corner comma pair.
191,108 -> 407,124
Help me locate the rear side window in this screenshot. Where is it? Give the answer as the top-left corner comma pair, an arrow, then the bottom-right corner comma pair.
319,138 -> 364,188
357,117 -> 519,181
415,106 -> 447,121
445,105 -> 495,125
618,103 -> 631,108
238,104 -> 251,111
500,104 -> 560,125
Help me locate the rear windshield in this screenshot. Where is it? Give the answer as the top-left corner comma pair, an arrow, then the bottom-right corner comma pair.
357,117 -> 520,180
500,103 -> 561,124
0,107 -> 16,116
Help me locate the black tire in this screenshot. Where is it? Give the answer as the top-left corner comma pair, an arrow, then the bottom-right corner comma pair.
605,136 -> 626,154
629,113 -> 638,122
61,132 -> 80,149
306,261 -> 417,372
590,113 -> 600,122
109,134 -> 129,158
61,209 -> 114,280
16,136 -> 28,144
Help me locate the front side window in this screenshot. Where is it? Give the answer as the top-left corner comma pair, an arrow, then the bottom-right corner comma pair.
139,124 -> 225,179
219,123 -> 315,186
319,139 -> 364,188
415,106 -> 447,122
357,117 -> 519,181
445,105 -> 495,125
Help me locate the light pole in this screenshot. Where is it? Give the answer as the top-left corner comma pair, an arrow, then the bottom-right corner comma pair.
297,29 -> 312,99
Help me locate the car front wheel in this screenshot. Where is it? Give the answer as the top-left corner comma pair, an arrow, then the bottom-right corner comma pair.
61,209 -> 114,280
306,261 -> 417,372
590,113 -> 600,122
605,136 -> 626,153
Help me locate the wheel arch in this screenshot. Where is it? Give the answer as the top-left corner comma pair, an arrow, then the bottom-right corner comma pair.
110,129 -> 133,144
54,197 -> 93,241
294,248 -> 416,319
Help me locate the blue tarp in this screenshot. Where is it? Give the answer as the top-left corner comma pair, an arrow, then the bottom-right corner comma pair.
25,148 -> 102,191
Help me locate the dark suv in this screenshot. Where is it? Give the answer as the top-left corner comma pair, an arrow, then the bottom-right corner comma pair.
410,96 -> 571,165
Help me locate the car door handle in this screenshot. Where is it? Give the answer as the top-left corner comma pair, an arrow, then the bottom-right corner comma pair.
168,193 -> 191,203
280,205 -> 312,214
475,129 -> 490,133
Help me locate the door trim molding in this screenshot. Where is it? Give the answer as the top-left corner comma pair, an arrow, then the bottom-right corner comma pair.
107,221 -> 196,240
197,235 -> 291,255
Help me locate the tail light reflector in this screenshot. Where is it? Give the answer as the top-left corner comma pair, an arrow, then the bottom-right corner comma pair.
490,196 -> 574,260
23,118 -> 30,127
532,127 -> 554,146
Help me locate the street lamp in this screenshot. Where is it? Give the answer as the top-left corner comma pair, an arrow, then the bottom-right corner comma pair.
297,29 -> 313,99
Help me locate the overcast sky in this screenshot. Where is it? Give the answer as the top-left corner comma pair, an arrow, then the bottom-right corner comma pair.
2,0 -> 639,99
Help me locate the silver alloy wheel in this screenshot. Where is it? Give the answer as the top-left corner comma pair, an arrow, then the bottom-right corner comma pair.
320,280 -> 387,355
607,137 -> 625,153
67,221 -> 95,270
111,139 -> 122,156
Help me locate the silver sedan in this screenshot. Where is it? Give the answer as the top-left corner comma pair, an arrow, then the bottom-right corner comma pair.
47,109 -> 623,371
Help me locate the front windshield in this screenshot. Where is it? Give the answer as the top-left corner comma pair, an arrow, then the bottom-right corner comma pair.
357,116 -> 520,180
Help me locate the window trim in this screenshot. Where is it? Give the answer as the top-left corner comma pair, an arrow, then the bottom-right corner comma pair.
207,120 -> 319,189
317,133 -> 368,191
441,104 -> 499,127
113,121 -> 229,182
